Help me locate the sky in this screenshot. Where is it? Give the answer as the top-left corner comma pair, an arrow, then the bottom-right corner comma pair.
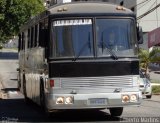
137,0 -> 160,32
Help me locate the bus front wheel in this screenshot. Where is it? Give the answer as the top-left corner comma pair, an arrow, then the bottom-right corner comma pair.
109,107 -> 123,117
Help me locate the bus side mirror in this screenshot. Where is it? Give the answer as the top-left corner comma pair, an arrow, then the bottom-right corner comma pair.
137,26 -> 143,44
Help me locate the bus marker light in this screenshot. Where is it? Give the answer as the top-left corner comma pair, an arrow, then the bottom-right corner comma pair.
50,80 -> 54,87
116,6 -> 126,11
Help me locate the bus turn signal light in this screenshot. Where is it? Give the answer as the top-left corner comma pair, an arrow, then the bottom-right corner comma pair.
50,80 -> 54,87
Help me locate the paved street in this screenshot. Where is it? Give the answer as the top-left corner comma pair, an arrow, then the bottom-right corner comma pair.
149,65 -> 160,83
0,95 -> 160,122
0,48 -> 160,122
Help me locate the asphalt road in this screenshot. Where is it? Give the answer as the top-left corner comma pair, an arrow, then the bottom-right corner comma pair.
0,48 -> 160,123
0,96 -> 160,122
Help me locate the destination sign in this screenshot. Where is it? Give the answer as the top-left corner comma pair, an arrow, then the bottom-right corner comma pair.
53,19 -> 92,26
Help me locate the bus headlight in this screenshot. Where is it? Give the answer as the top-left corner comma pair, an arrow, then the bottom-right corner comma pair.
56,97 -> 64,104
65,96 -> 74,104
130,94 -> 138,102
122,95 -> 130,103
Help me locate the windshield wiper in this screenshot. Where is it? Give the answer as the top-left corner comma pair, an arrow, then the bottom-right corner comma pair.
100,41 -> 118,60
72,42 -> 91,61
73,32 -> 92,61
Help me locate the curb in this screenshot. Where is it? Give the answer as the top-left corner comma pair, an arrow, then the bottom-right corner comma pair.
153,93 -> 160,95
0,91 -> 8,99
151,83 -> 160,86
0,79 -> 8,99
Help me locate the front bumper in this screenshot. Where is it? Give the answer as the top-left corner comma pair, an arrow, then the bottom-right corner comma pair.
46,92 -> 142,111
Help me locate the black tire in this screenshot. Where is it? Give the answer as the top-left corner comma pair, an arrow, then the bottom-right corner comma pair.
23,75 -> 30,104
146,95 -> 152,99
40,79 -> 52,117
109,107 -> 123,117
17,72 -> 21,91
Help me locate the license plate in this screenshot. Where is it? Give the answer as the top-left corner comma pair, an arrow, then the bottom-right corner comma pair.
89,98 -> 107,105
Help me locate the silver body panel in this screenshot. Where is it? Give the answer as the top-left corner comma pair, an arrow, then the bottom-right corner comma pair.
19,47 -> 45,105
46,91 -> 142,110
46,76 -> 142,110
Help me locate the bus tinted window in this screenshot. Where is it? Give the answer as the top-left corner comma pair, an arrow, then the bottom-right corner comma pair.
31,27 -> 34,48
51,19 -> 94,59
27,29 -> 30,48
22,32 -> 25,50
96,19 -> 137,57
35,25 -> 38,47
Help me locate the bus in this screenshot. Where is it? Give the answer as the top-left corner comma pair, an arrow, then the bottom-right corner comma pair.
18,1 -> 143,117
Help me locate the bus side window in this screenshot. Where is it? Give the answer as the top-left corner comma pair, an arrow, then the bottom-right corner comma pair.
39,23 -> 44,47
39,22 -> 48,47
31,27 -> 34,48
28,29 -> 31,48
38,20 -> 48,58
35,24 -> 38,47
18,34 -> 21,51
22,32 -> 25,50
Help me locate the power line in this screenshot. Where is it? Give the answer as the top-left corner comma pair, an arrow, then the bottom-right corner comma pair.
156,0 -> 159,27
137,2 -> 160,20
145,0 -> 156,12
135,0 -> 149,7
136,0 -> 152,10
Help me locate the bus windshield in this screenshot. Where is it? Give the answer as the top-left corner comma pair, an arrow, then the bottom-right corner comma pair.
50,18 -> 137,59
51,19 -> 94,59
96,18 -> 137,57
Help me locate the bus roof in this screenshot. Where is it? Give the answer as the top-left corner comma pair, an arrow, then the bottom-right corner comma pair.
48,2 -> 135,16
20,2 -> 135,31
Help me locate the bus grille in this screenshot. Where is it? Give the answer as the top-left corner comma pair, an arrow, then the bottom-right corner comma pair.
60,76 -> 133,88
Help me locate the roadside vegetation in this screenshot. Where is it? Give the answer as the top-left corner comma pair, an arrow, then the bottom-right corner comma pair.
152,86 -> 160,94
151,80 -> 160,83
138,48 -> 160,75
0,0 -> 45,43
0,45 -> 3,49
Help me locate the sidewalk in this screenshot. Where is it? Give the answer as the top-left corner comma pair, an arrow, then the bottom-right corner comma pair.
0,73 -> 8,99
149,65 -> 160,84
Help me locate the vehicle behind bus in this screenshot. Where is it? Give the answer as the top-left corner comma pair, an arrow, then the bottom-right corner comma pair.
18,2 -> 143,117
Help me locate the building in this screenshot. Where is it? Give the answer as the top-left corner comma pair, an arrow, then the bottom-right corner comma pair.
148,27 -> 160,48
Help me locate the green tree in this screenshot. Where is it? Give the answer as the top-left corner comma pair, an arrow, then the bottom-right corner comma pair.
0,0 -> 45,43
139,48 -> 160,74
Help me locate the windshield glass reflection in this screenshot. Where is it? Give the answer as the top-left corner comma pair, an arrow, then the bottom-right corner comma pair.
50,18 -> 138,59
51,19 -> 94,59
96,19 -> 137,57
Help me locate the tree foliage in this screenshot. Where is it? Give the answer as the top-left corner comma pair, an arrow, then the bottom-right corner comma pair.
138,48 -> 160,74
0,0 -> 45,43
